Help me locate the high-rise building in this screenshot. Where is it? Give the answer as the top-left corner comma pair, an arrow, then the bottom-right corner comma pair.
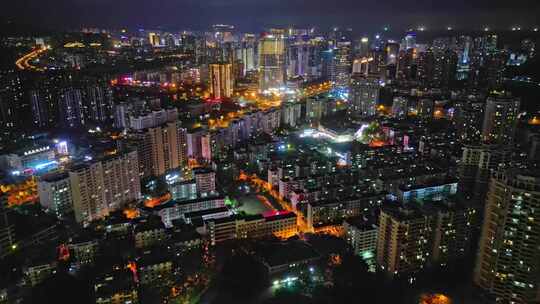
287,37 -> 311,79
349,75 -> 379,117
209,63 -> 233,99
455,102 -> 484,143
186,128 -> 212,163
148,32 -> 161,47
305,96 -> 325,122
391,96 -> 408,119
355,37 -> 370,57
344,217 -> 378,271
0,73 -> 23,135
482,95 -> 520,145
38,172 -> 73,219
474,167 -> 540,304
333,41 -> 352,89
416,98 -> 434,120
401,32 -> 416,50
258,33 -> 286,92
58,88 -> 84,128
69,150 -> 141,223
239,34 -> 256,75
193,167 -> 216,197
136,121 -> 188,178
83,84 -> 113,124
458,144 -> 513,200
377,201 -> 477,279
377,205 -> 434,278
212,24 -> 235,44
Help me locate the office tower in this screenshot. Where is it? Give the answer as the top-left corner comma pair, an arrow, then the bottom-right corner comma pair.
38,172 -> 73,219
209,63 -> 233,99
70,150 -> 141,223
349,75 -> 379,117
137,121 -> 188,178
333,40 -> 352,89
482,95 -> 520,145
458,144 -> 513,200
474,167 -> 540,303
258,33 -> 286,92
58,88 -> 84,128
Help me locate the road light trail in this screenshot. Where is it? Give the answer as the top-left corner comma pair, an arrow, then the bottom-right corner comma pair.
15,46 -> 49,71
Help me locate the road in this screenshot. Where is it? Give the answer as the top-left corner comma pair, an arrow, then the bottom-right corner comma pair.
15,46 -> 49,71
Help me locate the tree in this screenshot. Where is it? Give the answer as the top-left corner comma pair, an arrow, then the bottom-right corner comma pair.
218,252 -> 268,300
331,253 -> 378,303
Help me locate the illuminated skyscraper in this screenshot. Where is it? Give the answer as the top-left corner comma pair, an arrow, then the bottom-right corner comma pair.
350,75 -> 379,117
212,24 -> 235,44
356,37 -> 370,57
239,34 -> 256,76
209,63 -> 233,99
333,40 -> 352,89
258,33 -> 286,92
0,74 -> 23,134
287,36 -> 310,79
148,32 -> 161,47
401,32 -> 416,50
474,166 -> 540,304
377,201 -> 476,279
69,151 -> 141,223
385,41 -> 400,79
482,95 -> 520,145
136,121 -> 188,178
455,102 -> 484,143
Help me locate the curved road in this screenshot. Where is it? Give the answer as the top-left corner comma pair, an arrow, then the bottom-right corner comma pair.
15,46 -> 49,71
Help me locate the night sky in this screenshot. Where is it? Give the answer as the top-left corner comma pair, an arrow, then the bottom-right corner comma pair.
1,0 -> 540,32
